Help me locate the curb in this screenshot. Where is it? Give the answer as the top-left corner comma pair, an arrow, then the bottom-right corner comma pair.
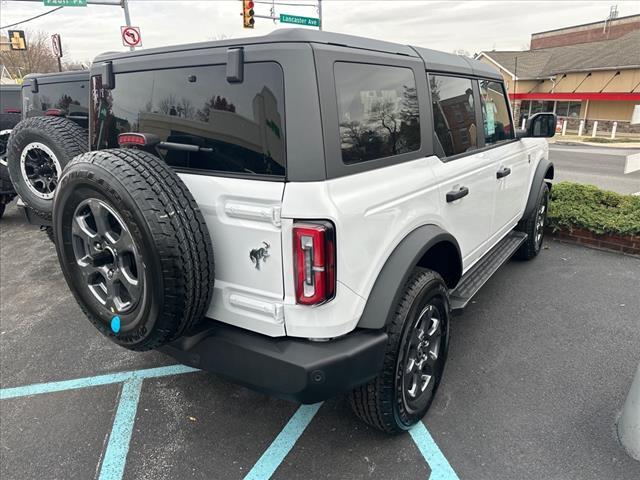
545,227 -> 640,257
550,140 -> 640,149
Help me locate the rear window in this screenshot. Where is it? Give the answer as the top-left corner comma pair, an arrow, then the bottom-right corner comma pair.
23,80 -> 88,118
92,62 -> 286,178
0,88 -> 21,113
335,62 -> 420,164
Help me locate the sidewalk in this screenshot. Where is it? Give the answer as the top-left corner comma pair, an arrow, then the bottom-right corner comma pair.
549,135 -> 640,149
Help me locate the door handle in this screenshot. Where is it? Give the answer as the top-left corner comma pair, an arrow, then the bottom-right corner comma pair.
446,186 -> 469,203
496,167 -> 511,179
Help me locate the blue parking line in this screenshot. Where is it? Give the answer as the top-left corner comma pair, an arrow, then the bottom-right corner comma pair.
0,364 -> 198,400
99,378 -> 144,480
409,421 -> 459,480
244,403 -> 323,480
2,366 -> 457,480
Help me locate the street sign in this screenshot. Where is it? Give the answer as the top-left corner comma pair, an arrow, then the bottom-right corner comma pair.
8,30 -> 27,51
279,14 -> 320,27
51,34 -> 62,58
120,26 -> 142,48
43,0 -> 87,6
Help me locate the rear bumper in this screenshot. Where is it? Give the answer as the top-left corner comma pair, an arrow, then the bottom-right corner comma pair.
160,321 -> 388,404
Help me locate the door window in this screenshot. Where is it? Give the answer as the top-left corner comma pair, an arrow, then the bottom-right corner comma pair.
479,80 -> 514,145
335,62 -> 420,164
429,74 -> 478,158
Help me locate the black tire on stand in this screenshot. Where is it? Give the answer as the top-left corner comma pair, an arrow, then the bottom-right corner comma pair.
349,268 -> 450,434
53,149 -> 215,351
0,125 -> 16,198
515,182 -> 550,260
6,116 -> 88,219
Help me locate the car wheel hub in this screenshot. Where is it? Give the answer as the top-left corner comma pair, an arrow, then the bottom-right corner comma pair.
402,304 -> 442,408
71,198 -> 144,315
20,142 -> 62,200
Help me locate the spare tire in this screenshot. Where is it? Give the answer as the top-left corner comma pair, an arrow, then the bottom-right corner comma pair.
7,116 -> 88,219
53,148 -> 215,351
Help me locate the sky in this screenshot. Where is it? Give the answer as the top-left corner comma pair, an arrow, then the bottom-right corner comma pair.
1,0 -> 639,64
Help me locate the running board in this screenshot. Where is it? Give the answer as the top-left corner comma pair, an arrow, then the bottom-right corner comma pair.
450,231 -> 527,314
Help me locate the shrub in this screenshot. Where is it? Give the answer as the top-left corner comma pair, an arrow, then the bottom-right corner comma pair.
547,182 -> 640,235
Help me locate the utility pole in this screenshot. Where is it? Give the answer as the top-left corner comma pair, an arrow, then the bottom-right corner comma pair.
318,0 -> 322,31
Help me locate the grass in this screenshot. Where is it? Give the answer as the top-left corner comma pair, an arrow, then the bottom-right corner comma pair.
547,182 -> 640,236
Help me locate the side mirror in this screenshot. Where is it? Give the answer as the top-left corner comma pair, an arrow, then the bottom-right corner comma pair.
517,112 -> 557,139
30,78 -> 39,94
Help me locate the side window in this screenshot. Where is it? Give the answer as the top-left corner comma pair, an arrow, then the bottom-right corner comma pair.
335,62 -> 420,164
479,80 -> 514,145
429,74 -> 478,158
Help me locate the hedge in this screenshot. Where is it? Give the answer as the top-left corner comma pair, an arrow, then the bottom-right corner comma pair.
547,182 -> 640,235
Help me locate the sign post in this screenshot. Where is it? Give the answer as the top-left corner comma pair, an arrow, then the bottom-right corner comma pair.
120,26 -> 142,49
51,34 -> 63,72
279,14 -> 320,27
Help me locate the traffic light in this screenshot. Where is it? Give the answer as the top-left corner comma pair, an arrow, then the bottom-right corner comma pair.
8,30 -> 27,51
243,0 -> 255,29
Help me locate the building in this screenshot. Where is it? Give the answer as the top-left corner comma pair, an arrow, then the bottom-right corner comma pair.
477,14 -> 640,136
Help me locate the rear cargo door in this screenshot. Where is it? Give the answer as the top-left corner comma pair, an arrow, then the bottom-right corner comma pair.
180,175 -> 286,336
91,56 -> 288,336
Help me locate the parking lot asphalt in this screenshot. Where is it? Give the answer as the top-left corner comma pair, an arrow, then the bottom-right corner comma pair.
1,200 -> 639,480
549,144 -> 640,195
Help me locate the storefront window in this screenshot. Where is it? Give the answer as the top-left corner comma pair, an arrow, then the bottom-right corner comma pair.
567,102 -> 581,118
554,100 -> 581,118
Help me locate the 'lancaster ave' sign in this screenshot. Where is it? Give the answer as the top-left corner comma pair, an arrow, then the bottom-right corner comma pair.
279,14 -> 320,27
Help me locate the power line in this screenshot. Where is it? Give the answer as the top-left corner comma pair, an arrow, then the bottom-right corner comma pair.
0,6 -> 64,30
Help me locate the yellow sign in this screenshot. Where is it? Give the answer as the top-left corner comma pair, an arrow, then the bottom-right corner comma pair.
8,30 -> 27,51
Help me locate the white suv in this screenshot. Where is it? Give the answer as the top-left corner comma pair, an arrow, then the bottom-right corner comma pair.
49,30 -> 555,433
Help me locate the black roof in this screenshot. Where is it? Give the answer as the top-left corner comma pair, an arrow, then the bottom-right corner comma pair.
22,69 -> 90,87
93,28 -> 501,80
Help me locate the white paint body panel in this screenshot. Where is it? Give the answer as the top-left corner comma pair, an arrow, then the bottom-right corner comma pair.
178,173 -> 286,337
179,139 -> 545,339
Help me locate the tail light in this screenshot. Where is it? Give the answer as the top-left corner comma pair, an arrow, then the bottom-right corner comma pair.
45,108 -> 64,116
118,133 -> 160,147
4,108 -> 21,114
293,221 -> 336,305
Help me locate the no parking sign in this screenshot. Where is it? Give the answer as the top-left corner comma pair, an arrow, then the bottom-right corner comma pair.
121,26 -> 142,48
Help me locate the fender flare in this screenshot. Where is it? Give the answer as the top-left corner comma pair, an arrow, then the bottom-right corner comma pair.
357,225 -> 461,330
523,158 -> 554,220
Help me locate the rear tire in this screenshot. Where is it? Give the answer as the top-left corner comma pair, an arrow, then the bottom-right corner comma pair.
349,268 -> 450,434
515,182 -> 549,260
53,149 -> 215,351
7,117 -> 88,219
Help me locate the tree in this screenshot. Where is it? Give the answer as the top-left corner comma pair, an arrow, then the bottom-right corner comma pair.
0,30 -> 60,79
196,95 -> 236,122
158,94 -> 178,115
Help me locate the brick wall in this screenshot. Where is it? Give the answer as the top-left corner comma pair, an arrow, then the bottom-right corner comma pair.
531,18 -> 640,49
547,227 -> 640,255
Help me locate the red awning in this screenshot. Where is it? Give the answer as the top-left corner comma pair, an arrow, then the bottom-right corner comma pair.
509,92 -> 640,101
